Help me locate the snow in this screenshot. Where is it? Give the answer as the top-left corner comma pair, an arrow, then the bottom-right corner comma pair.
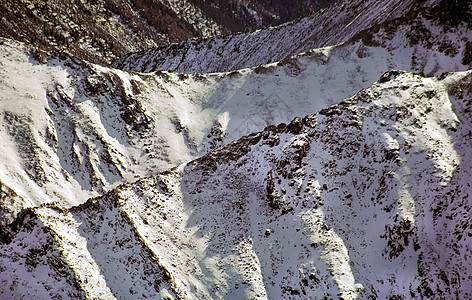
114,0 -> 423,73
55,69 -> 470,298
1,0 -> 471,298
4,66 -> 471,298
1,4 -> 470,210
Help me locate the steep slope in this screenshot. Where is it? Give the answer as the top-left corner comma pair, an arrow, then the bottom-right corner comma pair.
0,204 -> 178,299
184,0 -> 332,33
114,0 -> 466,73
0,207 -> 90,299
0,0 -> 223,65
0,0 -> 336,66
2,70 -> 471,299
1,2 -> 470,217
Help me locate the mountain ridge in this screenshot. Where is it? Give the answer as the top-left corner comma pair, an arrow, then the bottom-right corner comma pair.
0,0 -> 470,220
2,69 -> 471,298
1,0 -> 472,298
0,0 -> 336,66
114,0 -> 457,73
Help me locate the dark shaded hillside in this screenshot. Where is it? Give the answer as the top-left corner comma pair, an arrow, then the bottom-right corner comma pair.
187,0 -> 332,32
0,0 -> 334,65
0,0 -> 204,65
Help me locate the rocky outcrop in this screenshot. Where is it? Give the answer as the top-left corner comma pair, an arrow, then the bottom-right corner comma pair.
0,0 -> 221,65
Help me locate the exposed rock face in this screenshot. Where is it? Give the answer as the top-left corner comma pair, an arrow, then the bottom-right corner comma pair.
181,0 -> 332,33
2,70 -> 471,299
0,181 -> 25,227
0,0 -> 219,65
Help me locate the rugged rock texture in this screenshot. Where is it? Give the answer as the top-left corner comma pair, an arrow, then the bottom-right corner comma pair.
0,0 -> 221,65
185,0 -> 332,33
114,0 -> 468,73
1,70 -> 471,299
0,0 -> 470,218
0,0 -> 335,65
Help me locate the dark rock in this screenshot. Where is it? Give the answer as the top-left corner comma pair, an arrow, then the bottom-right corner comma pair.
378,70 -> 407,83
287,117 -> 304,134
266,170 -> 280,209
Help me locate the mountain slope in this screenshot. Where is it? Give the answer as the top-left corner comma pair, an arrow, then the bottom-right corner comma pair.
0,0 -> 470,217
0,0 -> 337,66
2,70 -> 471,299
180,0 -> 332,33
0,0 -> 223,65
113,0 -> 466,73
1,0 -> 471,298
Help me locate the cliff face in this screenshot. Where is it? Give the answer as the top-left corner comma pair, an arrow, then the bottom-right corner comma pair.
2,70 -> 471,299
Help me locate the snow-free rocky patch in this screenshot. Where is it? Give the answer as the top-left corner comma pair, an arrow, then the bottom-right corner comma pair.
2,70 -> 471,299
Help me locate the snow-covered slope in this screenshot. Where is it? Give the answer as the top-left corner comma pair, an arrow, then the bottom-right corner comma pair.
1,1 -> 470,217
2,70 -> 471,299
113,0 -> 457,73
1,0 -> 471,298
